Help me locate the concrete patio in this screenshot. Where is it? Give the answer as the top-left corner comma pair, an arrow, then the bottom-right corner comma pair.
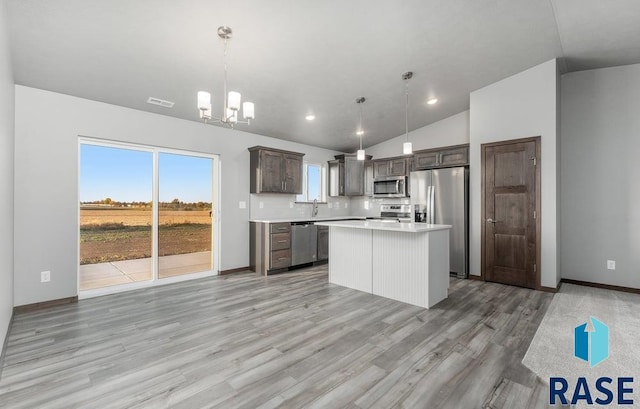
79,251 -> 212,290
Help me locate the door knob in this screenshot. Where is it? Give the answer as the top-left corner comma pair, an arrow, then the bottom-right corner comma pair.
487,218 -> 498,224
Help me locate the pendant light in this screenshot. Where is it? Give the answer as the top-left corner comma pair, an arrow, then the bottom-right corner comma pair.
402,71 -> 413,155
356,97 -> 366,160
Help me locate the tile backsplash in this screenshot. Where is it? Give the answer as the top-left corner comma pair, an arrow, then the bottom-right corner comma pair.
249,194 -> 411,220
249,194 -> 352,220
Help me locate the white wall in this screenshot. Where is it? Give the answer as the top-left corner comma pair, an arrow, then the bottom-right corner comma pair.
469,59 -> 559,288
0,0 -> 15,350
13,86 -> 343,306
561,63 -> 640,288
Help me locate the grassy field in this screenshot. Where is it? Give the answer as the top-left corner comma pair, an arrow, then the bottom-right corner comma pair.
80,208 -> 212,265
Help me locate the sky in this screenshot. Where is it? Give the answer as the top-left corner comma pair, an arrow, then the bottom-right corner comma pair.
80,144 -> 213,203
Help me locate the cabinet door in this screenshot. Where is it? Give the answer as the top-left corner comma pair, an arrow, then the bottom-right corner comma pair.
260,150 -> 284,192
389,158 -> 407,176
283,154 -> 303,194
364,161 -> 374,196
373,160 -> 390,178
317,227 -> 329,261
414,150 -> 440,170
439,146 -> 469,167
328,161 -> 341,197
338,162 -> 345,196
344,156 -> 364,196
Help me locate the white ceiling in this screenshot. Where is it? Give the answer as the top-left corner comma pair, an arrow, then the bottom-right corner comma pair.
7,0 -> 640,152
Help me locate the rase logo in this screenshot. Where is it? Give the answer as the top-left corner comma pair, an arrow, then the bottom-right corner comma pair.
549,317 -> 635,406
574,316 -> 609,367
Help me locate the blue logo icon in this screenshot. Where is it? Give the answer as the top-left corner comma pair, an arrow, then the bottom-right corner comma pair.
574,317 -> 609,367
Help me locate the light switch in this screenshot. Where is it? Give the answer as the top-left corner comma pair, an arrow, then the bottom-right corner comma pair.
239,201 -> 246,209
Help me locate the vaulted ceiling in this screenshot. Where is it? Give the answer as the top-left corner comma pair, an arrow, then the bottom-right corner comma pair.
7,0 -> 640,151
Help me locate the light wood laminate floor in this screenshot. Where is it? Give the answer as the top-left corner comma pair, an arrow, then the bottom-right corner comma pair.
0,265 -> 553,409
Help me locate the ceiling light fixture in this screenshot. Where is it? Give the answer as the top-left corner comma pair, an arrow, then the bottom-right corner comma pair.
427,98 -> 438,105
197,26 -> 254,128
402,72 -> 413,155
356,97 -> 366,161
305,114 -> 316,121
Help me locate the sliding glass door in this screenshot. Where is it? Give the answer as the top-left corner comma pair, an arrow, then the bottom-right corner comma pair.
78,140 -> 218,296
79,144 -> 154,290
158,152 -> 213,279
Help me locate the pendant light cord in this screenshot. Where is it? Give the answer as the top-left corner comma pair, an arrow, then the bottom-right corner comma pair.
223,38 -> 228,115
405,80 -> 409,142
359,103 -> 363,150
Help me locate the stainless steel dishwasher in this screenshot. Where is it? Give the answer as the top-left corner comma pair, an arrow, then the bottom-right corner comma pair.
290,222 -> 318,265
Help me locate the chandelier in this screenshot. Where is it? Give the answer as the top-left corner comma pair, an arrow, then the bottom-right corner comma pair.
197,26 -> 255,127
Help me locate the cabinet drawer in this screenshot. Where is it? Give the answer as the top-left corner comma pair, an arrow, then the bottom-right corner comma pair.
270,249 -> 291,269
270,232 -> 290,250
270,223 -> 291,233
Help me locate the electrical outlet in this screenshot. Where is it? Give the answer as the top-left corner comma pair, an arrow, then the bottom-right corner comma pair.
259,202 -> 264,209
289,202 -> 294,208
345,202 -> 349,209
607,260 -> 616,270
41,270 -> 51,283
238,201 -> 246,209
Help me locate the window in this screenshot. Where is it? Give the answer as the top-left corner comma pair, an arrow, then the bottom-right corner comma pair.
297,163 -> 326,202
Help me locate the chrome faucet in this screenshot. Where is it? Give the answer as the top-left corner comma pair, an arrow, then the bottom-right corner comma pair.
312,199 -> 319,217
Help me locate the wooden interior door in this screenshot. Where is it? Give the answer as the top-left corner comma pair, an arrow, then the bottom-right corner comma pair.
482,137 -> 540,289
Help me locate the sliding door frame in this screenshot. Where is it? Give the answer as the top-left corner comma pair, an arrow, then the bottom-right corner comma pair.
77,137 -> 221,299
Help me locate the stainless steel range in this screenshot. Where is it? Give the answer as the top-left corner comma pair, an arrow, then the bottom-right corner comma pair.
373,204 -> 413,223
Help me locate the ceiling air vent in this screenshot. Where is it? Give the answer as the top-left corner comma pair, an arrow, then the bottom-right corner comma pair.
147,97 -> 175,108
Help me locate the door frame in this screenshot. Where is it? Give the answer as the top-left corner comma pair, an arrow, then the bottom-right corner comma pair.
480,136 -> 541,289
77,137 -> 221,299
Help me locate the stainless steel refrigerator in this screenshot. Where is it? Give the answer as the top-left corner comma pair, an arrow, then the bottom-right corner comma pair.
410,167 -> 469,278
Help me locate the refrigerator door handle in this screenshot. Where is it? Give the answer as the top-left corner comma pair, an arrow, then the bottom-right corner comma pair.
430,185 -> 435,224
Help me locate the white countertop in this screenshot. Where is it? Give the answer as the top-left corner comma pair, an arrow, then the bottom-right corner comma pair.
249,216 -> 366,223
314,220 -> 452,233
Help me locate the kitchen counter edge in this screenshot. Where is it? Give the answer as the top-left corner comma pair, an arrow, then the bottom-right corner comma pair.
314,220 -> 452,233
249,216 -> 367,224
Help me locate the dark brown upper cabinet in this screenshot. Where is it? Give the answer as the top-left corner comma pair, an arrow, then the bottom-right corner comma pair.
328,154 -> 372,197
413,144 -> 469,170
373,157 -> 410,178
249,146 -> 304,194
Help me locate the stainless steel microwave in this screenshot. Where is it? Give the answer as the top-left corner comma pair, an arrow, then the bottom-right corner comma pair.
373,176 -> 408,198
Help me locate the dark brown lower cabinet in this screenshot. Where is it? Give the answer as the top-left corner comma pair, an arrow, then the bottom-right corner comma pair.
317,226 -> 329,261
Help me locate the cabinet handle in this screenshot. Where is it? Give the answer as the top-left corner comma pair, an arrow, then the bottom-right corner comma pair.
278,257 -> 288,261
277,240 -> 287,243
284,181 -> 287,191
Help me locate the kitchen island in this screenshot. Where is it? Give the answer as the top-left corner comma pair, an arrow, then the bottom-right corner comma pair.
314,220 -> 452,309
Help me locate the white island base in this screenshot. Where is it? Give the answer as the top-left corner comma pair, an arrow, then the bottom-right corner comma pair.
315,221 -> 451,309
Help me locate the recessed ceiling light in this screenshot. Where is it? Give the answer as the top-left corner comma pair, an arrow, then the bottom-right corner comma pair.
427,98 -> 438,105
305,114 -> 316,121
